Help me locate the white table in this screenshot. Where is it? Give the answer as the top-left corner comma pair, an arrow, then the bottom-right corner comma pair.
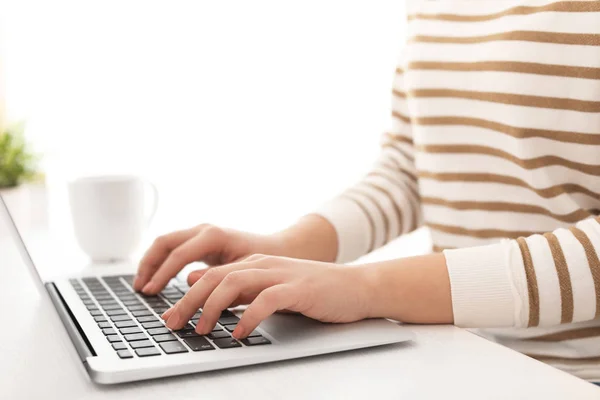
1,192 -> 599,399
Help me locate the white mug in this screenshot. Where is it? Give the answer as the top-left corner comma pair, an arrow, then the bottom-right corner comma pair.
68,175 -> 158,262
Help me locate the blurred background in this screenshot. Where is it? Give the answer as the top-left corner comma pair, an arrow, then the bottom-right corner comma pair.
0,0 -> 424,272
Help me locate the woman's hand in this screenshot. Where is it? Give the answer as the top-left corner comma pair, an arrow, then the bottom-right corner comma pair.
161,253 -> 453,338
134,215 -> 339,295
160,255 -> 376,339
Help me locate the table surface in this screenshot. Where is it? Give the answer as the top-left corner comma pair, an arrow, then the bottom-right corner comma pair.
1,188 -> 600,399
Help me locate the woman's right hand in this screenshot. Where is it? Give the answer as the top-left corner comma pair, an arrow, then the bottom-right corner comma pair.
134,215 -> 338,295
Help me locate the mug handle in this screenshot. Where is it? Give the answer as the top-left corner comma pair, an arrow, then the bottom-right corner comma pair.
145,181 -> 159,227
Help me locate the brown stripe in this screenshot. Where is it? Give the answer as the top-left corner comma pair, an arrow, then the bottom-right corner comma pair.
525,327 -> 600,342
544,233 -> 574,324
410,31 -> 600,47
526,354 -> 600,364
393,89 -> 407,99
418,171 -> 600,200
368,169 -> 421,205
341,193 -> 376,253
404,187 -> 421,232
417,144 -> 600,176
422,196 -> 592,224
570,226 -> 600,318
348,188 -> 391,245
376,162 -> 418,183
432,245 -> 456,252
384,132 -> 414,146
364,181 -> 404,238
408,61 -> 600,80
412,115 -> 600,145
517,237 -> 540,327
407,1 -> 600,22
383,142 -> 415,163
408,89 -> 600,113
428,221 -> 537,239
392,110 -> 411,124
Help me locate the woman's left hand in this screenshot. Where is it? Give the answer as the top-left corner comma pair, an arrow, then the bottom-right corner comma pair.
160,254 -> 376,339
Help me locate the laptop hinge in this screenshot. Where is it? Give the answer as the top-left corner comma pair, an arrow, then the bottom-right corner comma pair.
45,282 -> 96,362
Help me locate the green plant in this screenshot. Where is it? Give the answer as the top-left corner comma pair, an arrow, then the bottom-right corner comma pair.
0,122 -> 38,189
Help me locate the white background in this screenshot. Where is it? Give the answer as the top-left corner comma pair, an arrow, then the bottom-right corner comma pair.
0,0 -> 413,264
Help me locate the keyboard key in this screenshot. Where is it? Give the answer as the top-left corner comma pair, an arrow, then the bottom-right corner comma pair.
106,335 -> 121,343
218,316 -> 240,325
137,316 -> 159,323
223,324 -> 237,332
177,330 -> 199,338
118,295 -> 137,301
117,350 -> 133,359
111,315 -> 131,322
153,307 -> 169,314
241,336 -> 271,346
211,326 -> 223,332
112,342 -> 127,350
127,305 -> 148,311
142,321 -> 164,329
153,334 -> 178,343
94,316 -> 108,323
114,320 -> 137,328
132,310 -> 153,317
147,301 -> 168,308
98,321 -> 112,329
159,341 -> 188,354
121,299 -> 141,306
102,304 -> 123,311
85,305 -> 98,312
106,309 -> 127,316
183,336 -> 214,351
147,327 -> 170,336
135,347 -> 161,357
213,338 -> 242,349
124,333 -> 148,342
221,310 -> 236,318
130,340 -> 155,349
208,331 -> 230,340
119,327 -> 142,335
89,310 -> 103,316
247,330 -> 262,338
192,312 -> 202,319
102,328 -> 117,336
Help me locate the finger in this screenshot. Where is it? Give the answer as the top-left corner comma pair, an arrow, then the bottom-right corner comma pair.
134,228 -> 197,290
142,227 -> 227,294
187,269 -> 208,286
233,284 -> 299,339
163,259 -> 273,329
194,270 -> 282,334
186,253 -> 269,286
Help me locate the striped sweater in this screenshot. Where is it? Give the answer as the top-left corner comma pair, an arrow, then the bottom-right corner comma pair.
315,0 -> 600,381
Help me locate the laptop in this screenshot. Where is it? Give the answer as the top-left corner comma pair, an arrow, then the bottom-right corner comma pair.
0,194 -> 413,384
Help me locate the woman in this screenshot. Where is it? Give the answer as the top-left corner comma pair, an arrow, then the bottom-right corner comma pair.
135,0 -> 600,382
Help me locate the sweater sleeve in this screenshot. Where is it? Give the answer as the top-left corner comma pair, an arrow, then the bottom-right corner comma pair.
445,217 -> 600,328
314,55 -> 421,263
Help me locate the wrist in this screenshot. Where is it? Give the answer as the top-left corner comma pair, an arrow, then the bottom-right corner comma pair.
360,254 -> 454,324
271,214 -> 338,262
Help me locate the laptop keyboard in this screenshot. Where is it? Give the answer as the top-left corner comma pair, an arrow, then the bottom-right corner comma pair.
69,275 -> 271,359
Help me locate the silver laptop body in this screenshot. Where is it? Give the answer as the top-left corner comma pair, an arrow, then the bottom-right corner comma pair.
0,194 -> 413,384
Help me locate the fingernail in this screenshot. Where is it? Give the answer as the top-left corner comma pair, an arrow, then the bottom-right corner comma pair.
232,326 -> 245,339
166,313 -> 182,329
142,281 -> 157,294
